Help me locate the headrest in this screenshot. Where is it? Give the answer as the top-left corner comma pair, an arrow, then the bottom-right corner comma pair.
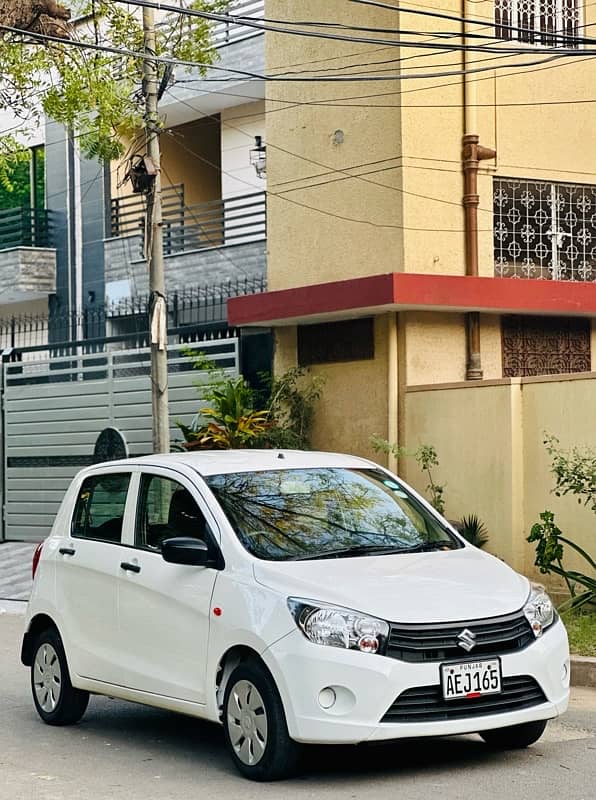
168,488 -> 205,537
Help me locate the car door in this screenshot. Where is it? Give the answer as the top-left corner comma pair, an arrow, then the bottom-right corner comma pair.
54,469 -> 134,684
116,468 -> 220,704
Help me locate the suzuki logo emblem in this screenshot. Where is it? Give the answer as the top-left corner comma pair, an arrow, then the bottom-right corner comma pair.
457,628 -> 477,652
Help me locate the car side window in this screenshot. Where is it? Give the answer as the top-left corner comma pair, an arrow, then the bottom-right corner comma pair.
136,474 -> 208,551
72,473 -> 131,543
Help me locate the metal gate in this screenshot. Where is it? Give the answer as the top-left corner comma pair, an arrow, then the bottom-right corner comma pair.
1,339 -> 239,542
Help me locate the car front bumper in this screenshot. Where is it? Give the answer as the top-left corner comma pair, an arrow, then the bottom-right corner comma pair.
264,618 -> 570,744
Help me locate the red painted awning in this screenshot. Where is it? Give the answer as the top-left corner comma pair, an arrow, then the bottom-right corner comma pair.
228,273 -> 596,327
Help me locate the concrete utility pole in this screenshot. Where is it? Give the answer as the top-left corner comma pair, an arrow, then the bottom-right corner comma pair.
143,7 -> 170,453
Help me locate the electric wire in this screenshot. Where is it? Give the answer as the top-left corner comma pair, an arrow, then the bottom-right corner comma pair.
116,0 -> 595,49
2,11 -> 595,86
164,95 -> 495,231
3,4 -> 596,228
6,1 -> 595,69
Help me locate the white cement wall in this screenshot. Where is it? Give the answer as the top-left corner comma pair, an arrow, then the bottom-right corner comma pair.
221,101 -> 265,198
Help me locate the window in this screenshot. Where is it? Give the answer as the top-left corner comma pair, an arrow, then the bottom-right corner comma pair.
206,468 -> 459,562
72,473 -> 131,543
135,475 -> 208,550
494,0 -> 580,46
298,318 -> 375,366
502,315 -> 591,376
494,178 -> 596,281
0,146 -> 44,211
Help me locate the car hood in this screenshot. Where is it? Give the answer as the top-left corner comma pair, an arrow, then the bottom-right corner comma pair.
253,547 -> 530,623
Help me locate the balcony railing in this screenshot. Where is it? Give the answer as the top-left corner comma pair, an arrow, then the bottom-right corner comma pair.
213,1 -> 264,47
111,185 -> 185,238
110,189 -> 266,257
0,207 -> 53,251
0,276 -> 266,358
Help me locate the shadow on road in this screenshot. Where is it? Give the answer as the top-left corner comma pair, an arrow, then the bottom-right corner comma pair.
68,694 -> 522,783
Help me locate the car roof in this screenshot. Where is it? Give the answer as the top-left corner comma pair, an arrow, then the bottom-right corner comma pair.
87,450 -> 377,477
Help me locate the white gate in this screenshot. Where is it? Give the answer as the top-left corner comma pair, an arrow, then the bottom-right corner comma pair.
1,339 -> 239,542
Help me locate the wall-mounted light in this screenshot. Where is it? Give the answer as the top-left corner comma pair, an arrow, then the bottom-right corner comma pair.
250,135 -> 267,179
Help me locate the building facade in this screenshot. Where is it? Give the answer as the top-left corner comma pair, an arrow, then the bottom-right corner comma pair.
229,0 -> 596,582
0,1 -> 268,347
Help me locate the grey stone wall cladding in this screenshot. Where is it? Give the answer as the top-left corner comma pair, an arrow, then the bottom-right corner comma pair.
105,238 -> 267,296
0,248 -> 56,295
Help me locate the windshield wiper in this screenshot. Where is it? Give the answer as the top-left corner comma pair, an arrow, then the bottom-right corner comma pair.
400,541 -> 459,553
289,545 -> 413,561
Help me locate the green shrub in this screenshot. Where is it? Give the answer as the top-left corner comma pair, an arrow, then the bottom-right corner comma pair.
528,436 -> 596,612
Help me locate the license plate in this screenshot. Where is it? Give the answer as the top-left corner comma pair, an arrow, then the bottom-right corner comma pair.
441,659 -> 502,700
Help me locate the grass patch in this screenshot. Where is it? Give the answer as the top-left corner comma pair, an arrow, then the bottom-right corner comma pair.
561,606 -> 596,657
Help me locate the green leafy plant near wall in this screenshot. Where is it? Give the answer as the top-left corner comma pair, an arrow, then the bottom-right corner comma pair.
371,436 -> 446,516
177,377 -> 270,450
371,435 -> 489,548
528,435 -> 596,612
175,353 -> 324,451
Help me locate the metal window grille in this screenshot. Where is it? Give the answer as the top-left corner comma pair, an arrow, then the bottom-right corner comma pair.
494,0 -> 580,45
494,178 -> 596,281
501,315 -> 591,376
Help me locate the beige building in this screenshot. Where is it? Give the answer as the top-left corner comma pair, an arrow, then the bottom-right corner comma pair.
230,0 -> 596,585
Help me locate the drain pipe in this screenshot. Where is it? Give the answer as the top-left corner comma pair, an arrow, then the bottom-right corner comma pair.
462,3 -> 496,380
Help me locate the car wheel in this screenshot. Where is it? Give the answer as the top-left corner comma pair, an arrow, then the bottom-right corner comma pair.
31,628 -> 89,726
222,660 -> 301,781
479,719 -> 547,749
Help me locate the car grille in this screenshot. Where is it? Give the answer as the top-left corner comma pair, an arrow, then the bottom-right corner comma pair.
381,675 -> 547,724
385,611 -> 535,663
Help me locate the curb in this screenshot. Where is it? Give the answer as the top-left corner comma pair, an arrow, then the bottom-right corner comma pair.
570,655 -> 596,688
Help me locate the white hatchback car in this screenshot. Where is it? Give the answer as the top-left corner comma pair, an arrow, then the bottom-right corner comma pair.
22,450 -> 569,780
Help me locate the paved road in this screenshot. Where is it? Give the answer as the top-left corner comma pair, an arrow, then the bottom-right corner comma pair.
1,611 -> 595,800
0,542 -> 36,601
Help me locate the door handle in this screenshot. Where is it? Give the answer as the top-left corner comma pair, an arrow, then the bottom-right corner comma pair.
120,561 -> 141,574
59,547 -> 76,556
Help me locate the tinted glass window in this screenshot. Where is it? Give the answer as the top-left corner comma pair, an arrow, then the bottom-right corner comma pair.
136,475 -> 208,550
205,468 -> 460,561
72,473 -> 131,543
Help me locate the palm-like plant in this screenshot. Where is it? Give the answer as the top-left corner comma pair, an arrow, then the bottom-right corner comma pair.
455,515 -> 489,549
177,378 -> 270,450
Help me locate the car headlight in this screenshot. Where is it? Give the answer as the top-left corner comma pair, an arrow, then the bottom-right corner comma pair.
523,583 -> 555,637
287,598 -> 389,654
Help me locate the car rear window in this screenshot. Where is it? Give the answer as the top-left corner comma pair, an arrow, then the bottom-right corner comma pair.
71,473 -> 131,543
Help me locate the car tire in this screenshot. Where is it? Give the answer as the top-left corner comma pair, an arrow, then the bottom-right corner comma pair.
31,628 -> 89,726
222,660 -> 302,781
479,719 -> 548,749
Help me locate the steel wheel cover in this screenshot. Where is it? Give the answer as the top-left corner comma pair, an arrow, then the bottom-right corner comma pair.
227,679 -> 269,766
33,643 -> 62,713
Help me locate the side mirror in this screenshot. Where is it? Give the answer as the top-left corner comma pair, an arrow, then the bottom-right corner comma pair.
161,537 -> 222,569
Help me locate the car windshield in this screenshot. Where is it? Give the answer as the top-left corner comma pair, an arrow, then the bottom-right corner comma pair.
205,467 -> 461,561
